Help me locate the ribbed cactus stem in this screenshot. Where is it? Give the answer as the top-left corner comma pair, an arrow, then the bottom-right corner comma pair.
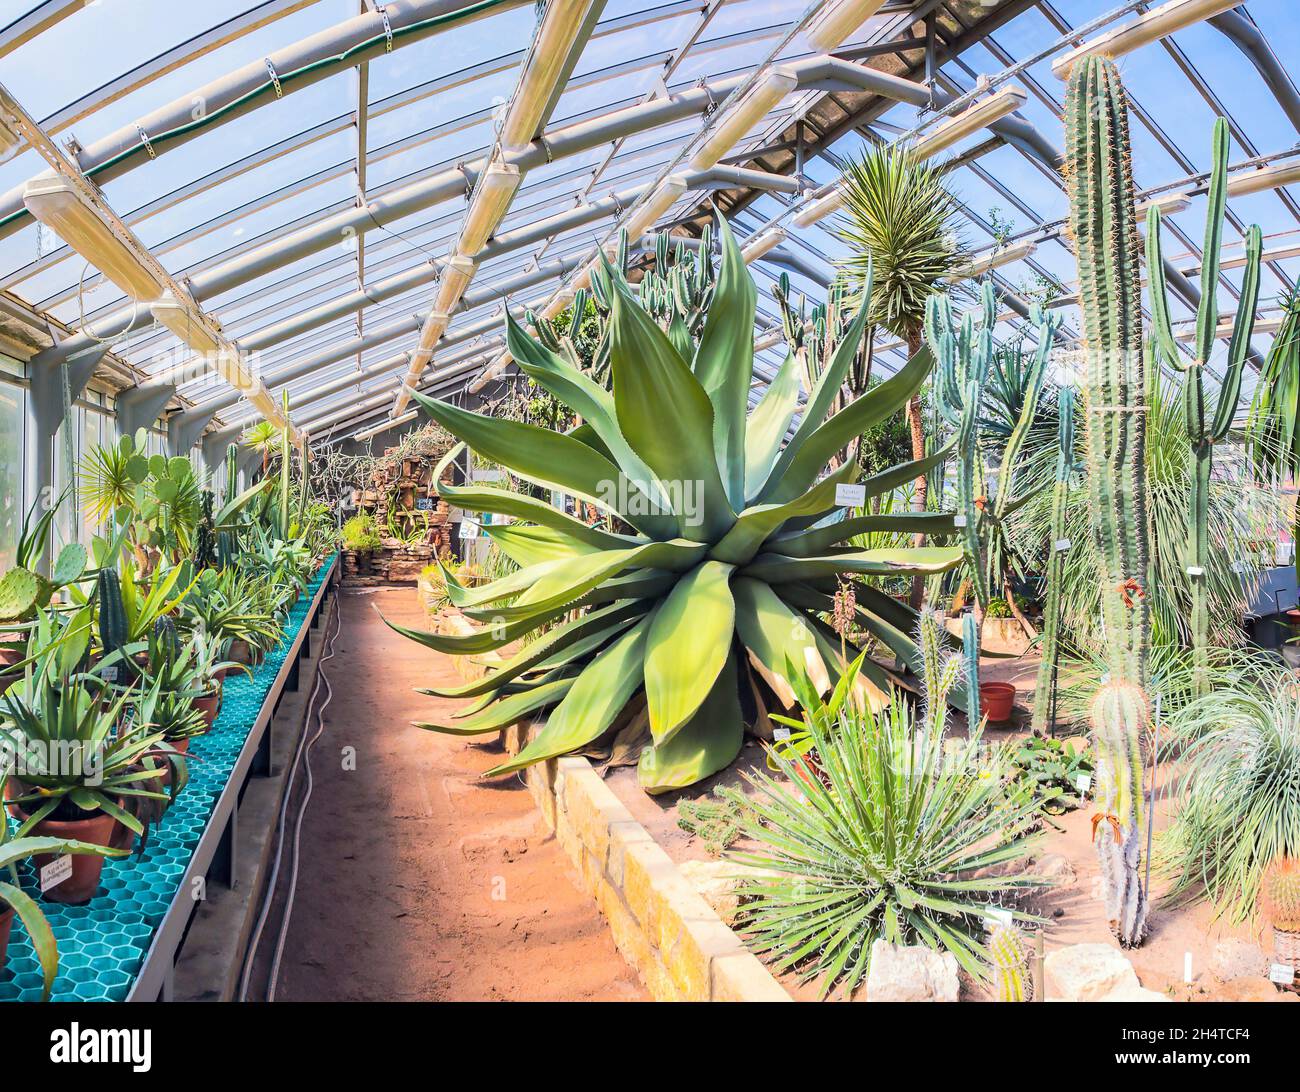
1032,385 -> 1075,735
988,922 -> 1031,1002
1066,55 -> 1150,947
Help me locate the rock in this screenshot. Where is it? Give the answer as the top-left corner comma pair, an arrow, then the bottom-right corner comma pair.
1218,976 -> 1298,1002
864,940 -> 960,1002
1210,939 -> 1267,982
1104,986 -> 1171,1002
1045,943 -> 1140,1001
1032,853 -> 1077,887
678,860 -> 774,925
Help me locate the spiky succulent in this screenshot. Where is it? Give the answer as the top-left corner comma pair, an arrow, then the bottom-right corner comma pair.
1262,857 -> 1300,932
387,216 -> 962,793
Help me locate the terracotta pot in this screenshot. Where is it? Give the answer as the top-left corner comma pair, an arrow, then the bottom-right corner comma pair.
17,807 -> 120,904
193,690 -> 219,731
157,737 -> 190,789
0,902 -> 13,969
228,639 -> 253,665
0,642 -> 23,668
979,681 -> 1017,724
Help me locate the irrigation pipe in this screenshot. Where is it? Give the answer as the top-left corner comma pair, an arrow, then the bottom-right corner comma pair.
237,595 -> 342,1002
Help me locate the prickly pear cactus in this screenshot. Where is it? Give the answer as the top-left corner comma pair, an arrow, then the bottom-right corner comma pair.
0,568 -> 41,622
988,922 -> 1032,1002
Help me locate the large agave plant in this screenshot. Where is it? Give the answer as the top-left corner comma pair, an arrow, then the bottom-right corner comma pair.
388,217 -> 961,793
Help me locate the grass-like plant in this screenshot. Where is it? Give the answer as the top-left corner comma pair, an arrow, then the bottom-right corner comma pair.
1159,673 -> 1300,924
730,612 -> 1044,997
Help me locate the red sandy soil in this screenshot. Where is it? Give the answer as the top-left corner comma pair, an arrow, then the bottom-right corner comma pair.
248,586 -> 646,1002
604,646 -> 1297,1003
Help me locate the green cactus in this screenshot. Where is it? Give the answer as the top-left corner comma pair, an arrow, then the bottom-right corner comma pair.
0,568 -> 41,622
279,391 -> 292,539
1261,857 -> 1300,933
96,568 -> 128,661
224,442 -> 238,507
1065,55 -> 1151,947
1146,118 -> 1262,692
988,922 -> 1032,1002
1031,385 -> 1077,735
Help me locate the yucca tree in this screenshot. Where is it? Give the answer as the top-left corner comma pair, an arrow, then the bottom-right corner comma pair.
838,144 -> 963,604
385,217 -> 962,793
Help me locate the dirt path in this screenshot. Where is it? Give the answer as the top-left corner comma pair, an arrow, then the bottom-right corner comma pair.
258,586 -> 646,1002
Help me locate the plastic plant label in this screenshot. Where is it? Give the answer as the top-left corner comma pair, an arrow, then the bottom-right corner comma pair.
101,665 -> 118,683
773,726 -> 792,742
550,490 -> 568,511
953,514 -> 967,528
1186,565 -> 1205,577
458,518 -> 480,540
1075,773 -> 1092,795
40,855 -> 72,893
834,483 -> 866,508
983,906 -> 1013,929
1270,963 -> 1295,986
1054,538 -> 1071,552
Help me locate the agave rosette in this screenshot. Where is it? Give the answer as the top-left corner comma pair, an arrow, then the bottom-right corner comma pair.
387,217 -> 961,792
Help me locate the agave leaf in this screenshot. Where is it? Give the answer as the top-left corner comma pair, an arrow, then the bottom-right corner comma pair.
742,546 -> 962,583
732,577 -> 828,705
607,270 -> 735,541
409,388 -> 677,539
710,460 -> 858,565
0,879 -> 58,1000
488,616 -> 654,776
505,313 -> 665,505
774,511 -> 957,557
482,523 -> 602,568
644,561 -> 736,743
415,678 -> 575,736
767,343 -> 936,503
692,215 -> 754,507
744,348 -> 802,501
638,650 -> 744,794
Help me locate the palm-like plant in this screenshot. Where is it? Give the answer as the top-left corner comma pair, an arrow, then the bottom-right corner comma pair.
732,612 -> 1044,997
837,144 -> 963,602
241,420 -> 278,475
387,217 -> 962,793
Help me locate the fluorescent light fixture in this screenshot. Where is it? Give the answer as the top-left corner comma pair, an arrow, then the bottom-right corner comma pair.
793,187 -> 844,228
393,312 -> 454,415
804,0 -> 888,51
753,328 -> 785,352
541,290 -> 575,320
741,229 -> 787,264
151,291 -> 222,354
1136,190 -> 1192,216
688,67 -> 799,171
1175,315 -> 1283,341
434,256 -> 477,315
1181,241 -> 1300,275
946,239 -> 1037,281
23,173 -> 164,302
913,87 -> 1027,160
458,162 -> 522,256
498,0 -> 604,153
1052,0 -> 1241,79
469,349 -> 513,394
1226,159 -> 1300,198
625,176 -> 688,241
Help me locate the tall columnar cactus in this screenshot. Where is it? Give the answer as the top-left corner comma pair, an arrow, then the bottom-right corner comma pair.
1031,385 -> 1077,734
1065,55 -> 1151,946
224,443 -> 238,507
926,282 -> 1057,732
279,392 -> 292,539
1147,118 -> 1262,690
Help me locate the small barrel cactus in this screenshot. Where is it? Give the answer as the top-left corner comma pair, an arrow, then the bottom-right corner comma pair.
988,922 -> 1032,1002
1261,857 -> 1300,933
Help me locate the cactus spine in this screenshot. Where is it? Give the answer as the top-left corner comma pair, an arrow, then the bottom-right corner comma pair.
1032,386 -> 1076,734
1146,118 -> 1262,691
1065,56 -> 1150,946
988,922 -> 1032,1002
1261,857 -> 1300,932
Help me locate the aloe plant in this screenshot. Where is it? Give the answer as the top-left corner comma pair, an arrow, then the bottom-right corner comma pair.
1147,117 -> 1262,693
1065,56 -> 1151,946
387,216 -> 962,793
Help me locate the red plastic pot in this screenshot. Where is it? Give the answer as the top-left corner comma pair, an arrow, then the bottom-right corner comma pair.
15,807 -> 120,905
979,682 -> 1017,724
0,903 -> 13,971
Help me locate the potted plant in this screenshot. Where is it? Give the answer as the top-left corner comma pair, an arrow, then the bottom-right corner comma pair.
340,511 -> 381,573
0,631 -> 168,903
1261,856 -> 1300,982
1,826 -> 127,999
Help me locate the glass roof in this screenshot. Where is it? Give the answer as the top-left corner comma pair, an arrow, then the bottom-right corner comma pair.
2,0 -> 1298,443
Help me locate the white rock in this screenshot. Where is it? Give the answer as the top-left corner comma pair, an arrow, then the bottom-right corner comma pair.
1210,939 -> 1267,982
678,860 -> 774,925
864,939 -> 961,1002
1045,943 -> 1140,1001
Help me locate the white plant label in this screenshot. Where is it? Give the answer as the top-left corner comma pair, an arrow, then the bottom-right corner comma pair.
953,514 -> 967,528
1270,962 -> 1295,986
983,906 -> 1013,929
834,483 -> 866,508
40,855 -> 72,893
1186,565 -> 1205,577
1075,773 -> 1092,794
773,726 -> 792,742
101,665 -> 118,683
458,518 -> 480,540
1054,537 -> 1071,553
550,490 -> 568,511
